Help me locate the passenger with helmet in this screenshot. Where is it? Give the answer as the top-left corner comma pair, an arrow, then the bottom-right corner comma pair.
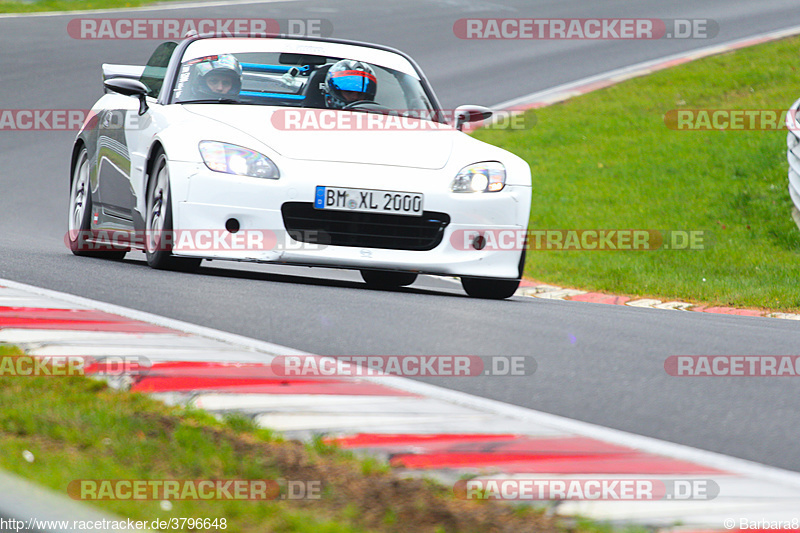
323,60 -> 378,109
186,54 -> 242,99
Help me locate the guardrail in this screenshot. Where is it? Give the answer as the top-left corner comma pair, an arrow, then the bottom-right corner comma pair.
0,469 -> 150,533
786,98 -> 800,228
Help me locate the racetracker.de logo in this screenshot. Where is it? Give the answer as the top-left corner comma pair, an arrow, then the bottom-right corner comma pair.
65,229 -> 333,252
665,356 -> 800,377
67,18 -> 333,39
453,18 -> 717,40
270,109 -> 536,131
665,109 -> 797,130
451,229 -> 709,251
0,355 -> 149,377
270,355 -> 535,377
68,479 -> 321,501
0,109 -> 88,131
454,478 -> 719,500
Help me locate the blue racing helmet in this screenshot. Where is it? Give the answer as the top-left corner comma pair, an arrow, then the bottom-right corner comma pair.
324,60 -> 378,109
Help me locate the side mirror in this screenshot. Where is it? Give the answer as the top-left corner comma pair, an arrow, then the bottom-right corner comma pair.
103,78 -> 150,116
454,105 -> 493,131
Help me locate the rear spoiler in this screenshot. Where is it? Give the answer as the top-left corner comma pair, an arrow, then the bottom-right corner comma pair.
102,63 -> 145,81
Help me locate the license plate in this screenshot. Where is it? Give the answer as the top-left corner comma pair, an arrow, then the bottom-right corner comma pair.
314,186 -> 424,216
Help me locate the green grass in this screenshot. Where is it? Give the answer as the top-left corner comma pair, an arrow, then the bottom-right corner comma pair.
473,36 -> 800,311
0,373 -> 372,533
564,517 -> 652,533
0,345 -> 23,356
0,0 -> 171,13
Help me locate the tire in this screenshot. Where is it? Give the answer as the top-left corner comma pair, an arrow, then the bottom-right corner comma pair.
144,151 -> 201,272
360,269 -> 418,289
461,276 -> 520,299
460,249 -> 526,300
67,147 -> 127,260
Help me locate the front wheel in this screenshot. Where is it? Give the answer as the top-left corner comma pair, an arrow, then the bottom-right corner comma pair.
145,151 -> 201,272
461,277 -> 520,299
461,249 -> 525,299
360,270 -> 418,289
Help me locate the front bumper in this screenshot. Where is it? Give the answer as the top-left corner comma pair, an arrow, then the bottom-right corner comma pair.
168,160 -> 531,279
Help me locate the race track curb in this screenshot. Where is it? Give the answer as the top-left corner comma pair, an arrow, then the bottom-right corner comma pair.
514,280 -> 800,320
2,278 -> 800,530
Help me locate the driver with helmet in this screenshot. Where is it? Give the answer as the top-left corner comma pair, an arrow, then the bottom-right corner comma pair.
323,60 -> 377,109
186,54 -> 242,99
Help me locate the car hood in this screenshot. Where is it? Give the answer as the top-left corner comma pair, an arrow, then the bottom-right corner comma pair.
183,105 -> 457,169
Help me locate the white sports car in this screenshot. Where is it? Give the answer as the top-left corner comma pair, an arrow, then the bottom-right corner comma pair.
68,34 -> 532,299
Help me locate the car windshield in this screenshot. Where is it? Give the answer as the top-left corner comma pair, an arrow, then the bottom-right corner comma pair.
172,39 -> 438,120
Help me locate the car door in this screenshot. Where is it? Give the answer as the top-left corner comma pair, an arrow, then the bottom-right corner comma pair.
95,42 -> 177,232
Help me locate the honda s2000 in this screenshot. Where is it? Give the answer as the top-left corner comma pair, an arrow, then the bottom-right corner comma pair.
68,34 -> 532,299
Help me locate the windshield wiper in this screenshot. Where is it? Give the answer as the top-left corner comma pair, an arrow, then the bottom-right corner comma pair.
181,98 -> 240,104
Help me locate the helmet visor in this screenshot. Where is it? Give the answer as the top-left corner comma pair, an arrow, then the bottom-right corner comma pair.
329,70 -> 377,98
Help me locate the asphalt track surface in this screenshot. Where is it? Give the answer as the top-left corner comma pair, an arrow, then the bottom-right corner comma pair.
1,0 -> 800,471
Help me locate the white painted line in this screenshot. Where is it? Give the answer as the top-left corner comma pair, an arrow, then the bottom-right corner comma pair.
0,329 -> 245,349
28,345 -> 260,360
556,500 -> 777,524
0,278 -> 308,357
0,287 -> 92,309
767,312 -> 800,320
533,289 -> 586,300
210,396 -> 482,415
192,393 -> 405,410
627,299 -> 662,308
254,413 -> 479,432
0,329 -> 164,344
0,297 -> 90,309
531,284 -> 563,292
655,302 -> 694,311
516,284 -> 564,297
319,417 -> 569,438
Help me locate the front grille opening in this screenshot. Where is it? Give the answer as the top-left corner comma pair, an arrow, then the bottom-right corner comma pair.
281,202 -> 450,251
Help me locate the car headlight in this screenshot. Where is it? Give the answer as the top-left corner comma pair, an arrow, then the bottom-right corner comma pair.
198,141 -> 279,179
451,162 -> 505,193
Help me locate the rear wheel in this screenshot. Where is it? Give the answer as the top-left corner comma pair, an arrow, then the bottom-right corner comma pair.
461,249 -> 526,300
67,147 -> 127,260
360,270 -> 418,289
145,151 -> 201,272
